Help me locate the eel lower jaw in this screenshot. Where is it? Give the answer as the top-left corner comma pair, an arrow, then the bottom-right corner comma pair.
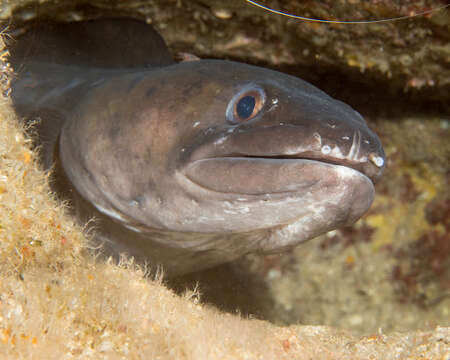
183,156 -> 374,196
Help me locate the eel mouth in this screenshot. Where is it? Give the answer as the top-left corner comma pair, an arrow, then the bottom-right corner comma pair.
241,153 -> 369,175
184,154 -> 374,196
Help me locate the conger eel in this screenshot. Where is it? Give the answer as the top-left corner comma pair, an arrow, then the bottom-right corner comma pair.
8,18 -> 385,276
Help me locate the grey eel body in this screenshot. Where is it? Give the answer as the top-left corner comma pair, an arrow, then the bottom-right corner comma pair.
8,18 -> 385,276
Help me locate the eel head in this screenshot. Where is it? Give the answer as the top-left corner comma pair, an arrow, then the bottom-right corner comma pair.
60,60 -> 385,252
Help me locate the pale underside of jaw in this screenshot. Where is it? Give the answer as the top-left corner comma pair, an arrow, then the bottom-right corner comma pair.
84,156 -> 374,238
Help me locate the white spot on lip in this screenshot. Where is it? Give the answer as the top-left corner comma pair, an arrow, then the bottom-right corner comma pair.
321,145 -> 331,154
369,154 -> 384,167
193,121 -> 200,128
342,136 -> 350,140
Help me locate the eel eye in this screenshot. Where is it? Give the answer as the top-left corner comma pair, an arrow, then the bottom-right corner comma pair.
226,86 -> 266,124
236,95 -> 255,119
